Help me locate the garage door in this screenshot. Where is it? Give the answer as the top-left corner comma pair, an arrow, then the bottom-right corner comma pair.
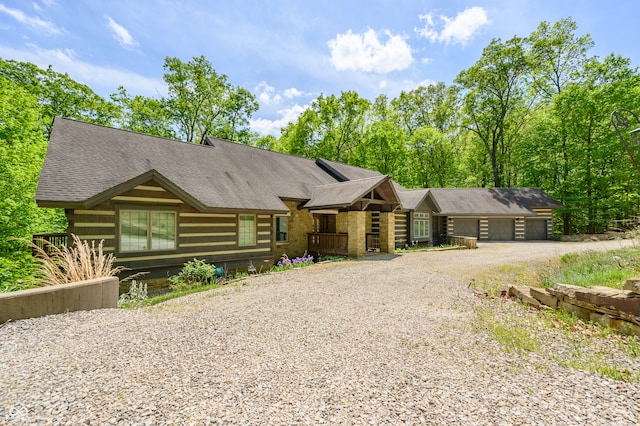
488,219 -> 515,240
454,219 -> 479,237
525,219 -> 547,240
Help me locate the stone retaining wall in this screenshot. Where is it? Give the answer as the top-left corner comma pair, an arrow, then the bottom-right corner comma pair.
448,236 -> 478,249
0,277 -> 119,323
506,279 -> 640,336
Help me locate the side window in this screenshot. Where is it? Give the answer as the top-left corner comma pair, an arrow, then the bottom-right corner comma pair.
413,212 -> 429,239
120,210 -> 176,252
276,216 -> 288,242
239,214 -> 256,246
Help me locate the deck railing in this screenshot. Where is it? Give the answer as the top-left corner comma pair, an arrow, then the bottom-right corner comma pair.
308,233 -> 348,256
32,233 -> 69,255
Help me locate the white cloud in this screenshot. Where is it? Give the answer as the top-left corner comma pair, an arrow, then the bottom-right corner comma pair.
328,28 -> 413,73
283,87 -> 304,99
0,3 -> 63,35
415,79 -> 437,89
105,15 -> 139,49
0,44 -> 165,96
255,81 -> 282,105
415,13 -> 438,41
250,104 -> 308,137
416,7 -> 489,45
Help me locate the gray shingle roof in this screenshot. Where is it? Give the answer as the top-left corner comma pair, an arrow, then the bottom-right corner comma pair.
392,182 -> 429,211
315,158 -> 382,182
36,118 -> 385,212
303,176 -> 391,209
427,188 -> 563,216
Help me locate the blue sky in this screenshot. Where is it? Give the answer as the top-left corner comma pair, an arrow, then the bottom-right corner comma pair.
0,1 -> 638,137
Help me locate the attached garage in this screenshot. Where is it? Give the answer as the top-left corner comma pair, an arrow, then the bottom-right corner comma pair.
525,219 -> 548,240
488,219 -> 515,240
454,218 -> 479,238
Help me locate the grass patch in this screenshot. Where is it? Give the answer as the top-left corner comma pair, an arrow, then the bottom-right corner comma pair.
473,246 -> 640,294
122,281 -> 225,307
475,306 -> 541,354
541,247 -> 640,289
475,299 -> 640,381
474,262 -> 547,295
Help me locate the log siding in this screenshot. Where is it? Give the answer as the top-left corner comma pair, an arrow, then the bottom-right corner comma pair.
66,179 -> 275,278
394,212 -> 407,246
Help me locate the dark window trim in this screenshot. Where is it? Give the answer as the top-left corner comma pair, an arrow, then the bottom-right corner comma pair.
275,215 -> 289,243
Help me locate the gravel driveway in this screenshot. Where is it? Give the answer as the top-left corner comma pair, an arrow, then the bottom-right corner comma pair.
1,240 -> 639,425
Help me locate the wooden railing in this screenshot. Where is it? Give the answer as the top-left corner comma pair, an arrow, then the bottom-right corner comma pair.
308,233 -> 348,256
32,233 -> 69,255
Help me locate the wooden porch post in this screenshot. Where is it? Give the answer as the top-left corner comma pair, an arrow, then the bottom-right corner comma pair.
347,211 -> 366,258
379,212 -> 395,253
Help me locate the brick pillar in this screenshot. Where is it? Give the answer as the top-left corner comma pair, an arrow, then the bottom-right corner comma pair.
379,212 -> 395,253
347,211 -> 366,258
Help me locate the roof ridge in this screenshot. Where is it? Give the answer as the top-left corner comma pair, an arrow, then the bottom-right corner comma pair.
206,136 -> 323,165
313,175 -> 388,188
54,115 -> 195,146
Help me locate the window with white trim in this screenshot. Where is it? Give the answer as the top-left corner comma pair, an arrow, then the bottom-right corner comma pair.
120,210 -> 176,252
413,212 -> 430,239
239,214 -> 256,246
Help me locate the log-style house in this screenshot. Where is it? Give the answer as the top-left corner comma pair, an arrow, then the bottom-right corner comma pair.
35,118 -> 563,278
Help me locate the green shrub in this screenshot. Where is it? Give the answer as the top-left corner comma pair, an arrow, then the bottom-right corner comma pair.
168,258 -> 219,291
118,280 -> 148,308
0,252 -> 41,292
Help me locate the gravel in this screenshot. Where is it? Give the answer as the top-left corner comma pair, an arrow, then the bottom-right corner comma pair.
1,240 -> 639,425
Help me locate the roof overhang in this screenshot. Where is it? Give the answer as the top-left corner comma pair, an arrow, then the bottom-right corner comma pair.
302,175 -> 400,211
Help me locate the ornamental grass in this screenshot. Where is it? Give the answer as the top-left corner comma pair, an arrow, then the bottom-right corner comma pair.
32,234 -> 126,285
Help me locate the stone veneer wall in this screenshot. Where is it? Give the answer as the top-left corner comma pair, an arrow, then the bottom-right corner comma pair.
336,212 -> 349,234
379,212 -> 395,254
347,211 -> 366,258
274,201 -> 313,261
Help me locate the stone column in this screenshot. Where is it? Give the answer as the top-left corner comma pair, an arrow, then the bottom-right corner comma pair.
379,212 -> 395,253
336,212 -> 349,234
347,210 -> 366,258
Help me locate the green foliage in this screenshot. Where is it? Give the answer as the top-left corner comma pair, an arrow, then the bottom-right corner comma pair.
317,255 -> 347,262
543,247 -> 640,288
162,55 -> 259,144
0,76 -> 67,255
0,253 -> 41,292
110,86 -> 176,138
118,280 -> 149,308
168,258 -> 219,291
0,58 -> 119,132
279,91 -> 370,163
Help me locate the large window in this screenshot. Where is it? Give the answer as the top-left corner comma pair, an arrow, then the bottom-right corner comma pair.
239,214 -> 256,246
275,216 -> 288,242
413,212 -> 430,239
120,210 -> 176,252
